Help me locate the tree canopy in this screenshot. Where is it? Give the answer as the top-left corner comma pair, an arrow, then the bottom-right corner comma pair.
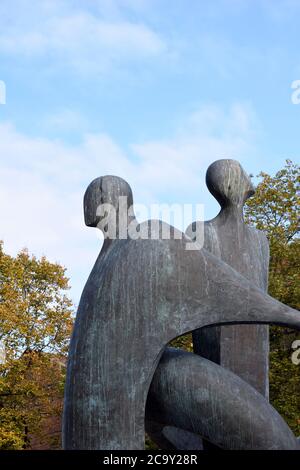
0,244 -> 73,449
245,159 -> 300,435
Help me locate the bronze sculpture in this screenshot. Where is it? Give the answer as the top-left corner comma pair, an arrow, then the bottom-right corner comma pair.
63,168 -> 300,450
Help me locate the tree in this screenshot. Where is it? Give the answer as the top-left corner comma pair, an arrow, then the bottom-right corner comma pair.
0,243 -> 73,449
244,160 -> 300,435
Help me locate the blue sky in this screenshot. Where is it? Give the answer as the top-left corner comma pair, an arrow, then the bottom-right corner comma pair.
0,0 -> 299,304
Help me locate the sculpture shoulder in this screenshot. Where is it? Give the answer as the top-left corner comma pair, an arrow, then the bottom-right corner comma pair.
245,225 -> 270,288
87,221 -> 197,290
247,225 -> 269,257
186,218 -> 221,256
186,218 -> 217,241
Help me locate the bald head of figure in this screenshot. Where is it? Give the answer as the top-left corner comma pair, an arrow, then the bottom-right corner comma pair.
84,175 -> 134,229
206,159 -> 255,208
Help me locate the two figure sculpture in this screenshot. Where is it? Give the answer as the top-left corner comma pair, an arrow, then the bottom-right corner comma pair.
63,159 -> 300,450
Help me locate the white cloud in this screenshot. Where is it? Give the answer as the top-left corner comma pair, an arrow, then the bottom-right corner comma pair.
0,2 -> 167,74
0,102 -> 257,303
41,109 -> 89,133
131,102 -> 258,200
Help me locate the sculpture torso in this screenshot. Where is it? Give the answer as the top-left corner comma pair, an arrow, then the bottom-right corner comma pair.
187,160 -> 270,397
200,209 -> 270,397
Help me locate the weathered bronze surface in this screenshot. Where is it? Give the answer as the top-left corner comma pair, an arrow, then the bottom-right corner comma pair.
63,172 -> 300,450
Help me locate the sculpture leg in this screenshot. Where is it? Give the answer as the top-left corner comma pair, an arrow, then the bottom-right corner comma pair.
146,348 -> 298,450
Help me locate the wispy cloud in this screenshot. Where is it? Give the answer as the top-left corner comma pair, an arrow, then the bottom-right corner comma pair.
40,109 -> 90,134
0,2 -> 167,75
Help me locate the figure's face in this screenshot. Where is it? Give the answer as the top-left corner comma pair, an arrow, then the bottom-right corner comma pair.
206,159 -> 255,207
84,177 -> 103,227
83,176 -> 134,229
227,165 -> 255,204
244,174 -> 255,201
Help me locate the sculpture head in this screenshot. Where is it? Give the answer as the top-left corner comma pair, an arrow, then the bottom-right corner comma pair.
206,159 -> 255,208
84,175 -> 134,231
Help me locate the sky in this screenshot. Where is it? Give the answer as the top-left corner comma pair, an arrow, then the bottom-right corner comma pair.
0,0 -> 299,305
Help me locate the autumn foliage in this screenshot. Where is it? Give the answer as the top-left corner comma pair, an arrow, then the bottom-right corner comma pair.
0,245 -> 73,449
244,160 -> 300,434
